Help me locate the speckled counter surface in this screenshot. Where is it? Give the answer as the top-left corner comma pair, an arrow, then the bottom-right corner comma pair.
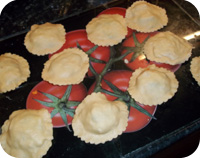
0,0 -> 114,40
1,0 -> 199,40
0,0 -> 200,158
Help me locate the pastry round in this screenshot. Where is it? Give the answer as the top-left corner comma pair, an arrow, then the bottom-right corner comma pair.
86,14 -> 127,46
24,22 -> 66,56
144,31 -> 192,65
190,57 -> 200,86
128,65 -> 178,106
42,48 -> 89,85
72,92 -> 129,144
125,1 -> 168,32
0,109 -> 53,158
0,53 -> 30,93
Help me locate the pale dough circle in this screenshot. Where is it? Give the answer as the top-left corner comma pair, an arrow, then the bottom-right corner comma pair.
0,109 -> 53,158
42,48 -> 89,85
144,31 -> 192,65
0,53 -> 30,93
72,92 -> 129,144
24,22 -> 66,56
190,56 -> 200,86
125,1 -> 168,32
86,14 -> 127,46
128,65 -> 178,105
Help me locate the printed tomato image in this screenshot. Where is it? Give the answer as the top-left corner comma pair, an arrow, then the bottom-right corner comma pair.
49,29 -> 111,77
98,7 -> 134,37
26,81 -> 87,128
122,32 -> 181,72
88,70 -> 157,133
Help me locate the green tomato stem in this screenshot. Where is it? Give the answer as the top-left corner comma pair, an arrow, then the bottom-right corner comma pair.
91,43 -> 156,120
93,46 -> 131,93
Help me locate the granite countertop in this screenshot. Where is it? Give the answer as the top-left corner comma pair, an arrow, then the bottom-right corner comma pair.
0,0 -> 114,40
0,0 -> 200,158
1,0 -> 199,40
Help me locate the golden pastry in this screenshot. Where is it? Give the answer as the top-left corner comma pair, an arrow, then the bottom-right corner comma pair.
144,31 -> 192,65
125,1 -> 168,32
128,65 -> 178,105
72,92 -> 129,144
0,109 -> 53,158
0,53 -> 30,93
24,22 -> 66,56
42,48 -> 89,85
190,56 -> 200,86
86,14 -> 127,46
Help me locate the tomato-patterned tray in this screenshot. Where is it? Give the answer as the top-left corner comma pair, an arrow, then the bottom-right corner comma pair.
0,0 -> 200,157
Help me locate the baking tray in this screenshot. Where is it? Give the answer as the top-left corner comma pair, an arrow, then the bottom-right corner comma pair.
0,0 -> 200,157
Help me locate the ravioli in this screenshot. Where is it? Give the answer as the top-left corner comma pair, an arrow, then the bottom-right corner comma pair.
42,48 -> 89,85
144,31 -> 192,65
190,57 -> 200,86
86,14 -> 127,46
24,22 -> 66,56
125,1 -> 168,32
128,65 -> 178,105
0,53 -> 30,93
72,92 -> 129,144
0,109 -> 53,158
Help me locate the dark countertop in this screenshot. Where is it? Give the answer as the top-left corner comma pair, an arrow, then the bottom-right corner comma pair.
0,0 -> 114,40
0,0 -> 200,158
1,0 -> 199,40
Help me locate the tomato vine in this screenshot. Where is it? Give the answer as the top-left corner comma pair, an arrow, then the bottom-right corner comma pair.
89,33 -> 157,120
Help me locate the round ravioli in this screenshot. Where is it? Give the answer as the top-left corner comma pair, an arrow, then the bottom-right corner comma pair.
125,1 -> 168,32
24,22 -> 66,56
86,14 -> 127,46
128,65 -> 178,106
190,57 -> 200,86
42,48 -> 89,85
72,92 -> 129,144
0,53 -> 30,93
144,31 -> 192,65
0,109 -> 53,158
